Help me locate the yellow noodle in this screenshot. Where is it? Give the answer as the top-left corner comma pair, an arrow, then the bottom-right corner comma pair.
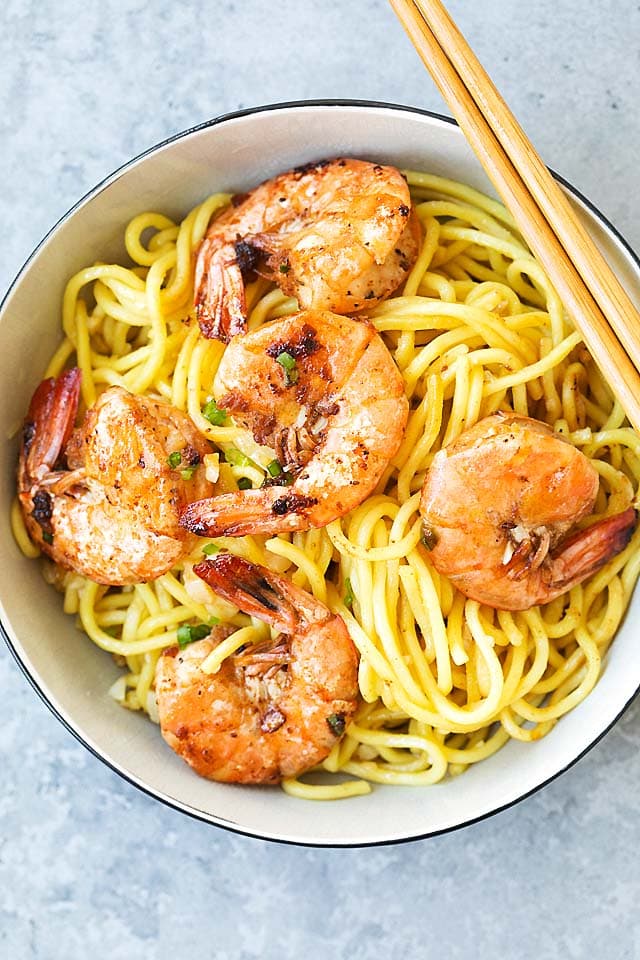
200,626 -> 263,674
11,498 -> 40,558
281,777 -> 371,800
264,537 -> 328,603
44,337 -> 76,378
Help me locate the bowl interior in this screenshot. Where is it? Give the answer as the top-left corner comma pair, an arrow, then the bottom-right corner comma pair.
2,102 -> 640,845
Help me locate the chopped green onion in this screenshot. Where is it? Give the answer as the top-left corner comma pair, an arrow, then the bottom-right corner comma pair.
344,577 -> 354,609
237,477 -> 252,490
180,465 -> 198,481
42,531 -> 53,545
202,399 -> 227,426
202,542 -> 220,556
275,351 -> 299,385
177,623 -> 212,649
279,261 -> 291,274
276,350 -> 296,370
207,616 -> 221,627
167,451 -> 182,468
267,459 -> 282,477
326,712 -> 346,737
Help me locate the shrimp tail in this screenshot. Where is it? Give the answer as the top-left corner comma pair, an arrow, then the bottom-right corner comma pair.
193,554 -> 324,634
194,242 -> 248,343
21,367 -> 81,484
545,507 -> 637,594
180,488 -> 319,538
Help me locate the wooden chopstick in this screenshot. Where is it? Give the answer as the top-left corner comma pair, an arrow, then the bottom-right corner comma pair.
419,0 -> 640,362
388,0 -> 640,432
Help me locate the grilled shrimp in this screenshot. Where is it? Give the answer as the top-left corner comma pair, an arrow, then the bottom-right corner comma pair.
419,412 -> 637,610
155,554 -> 360,784
194,157 -> 420,341
181,310 -> 409,537
17,369 -> 214,585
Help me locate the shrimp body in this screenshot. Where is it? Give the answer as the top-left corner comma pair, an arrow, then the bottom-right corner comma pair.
194,158 -> 420,341
181,310 -> 409,537
18,370 -> 214,585
419,413 -> 637,611
155,554 -> 360,784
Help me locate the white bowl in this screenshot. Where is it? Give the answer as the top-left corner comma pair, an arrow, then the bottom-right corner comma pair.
2,101 -> 640,846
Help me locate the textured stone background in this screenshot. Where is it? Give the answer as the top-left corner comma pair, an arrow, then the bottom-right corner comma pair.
2,1 -> 640,956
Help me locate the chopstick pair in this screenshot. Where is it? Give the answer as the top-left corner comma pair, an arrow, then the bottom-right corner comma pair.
389,0 -> 640,432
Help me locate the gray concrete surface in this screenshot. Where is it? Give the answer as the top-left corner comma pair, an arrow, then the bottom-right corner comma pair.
2,1 -> 639,956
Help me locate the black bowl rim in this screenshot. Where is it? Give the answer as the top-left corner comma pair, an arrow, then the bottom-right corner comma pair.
2,97 -> 640,849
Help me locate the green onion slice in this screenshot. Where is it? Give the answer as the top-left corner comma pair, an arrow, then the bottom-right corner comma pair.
177,623 -> 211,649
275,351 -> 299,385
344,577 -> 354,608
202,399 -> 227,426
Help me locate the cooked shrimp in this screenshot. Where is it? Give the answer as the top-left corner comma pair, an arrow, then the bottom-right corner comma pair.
17,368 -> 214,585
419,412 -> 637,611
194,157 -> 420,341
155,553 -> 360,784
181,309 -> 409,537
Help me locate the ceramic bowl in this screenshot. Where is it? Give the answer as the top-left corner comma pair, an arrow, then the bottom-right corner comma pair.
2,101 -> 640,846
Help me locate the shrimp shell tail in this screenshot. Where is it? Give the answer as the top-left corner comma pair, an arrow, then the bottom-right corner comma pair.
22,367 -> 81,477
194,243 -> 248,343
547,507 -> 637,591
193,554 -> 302,634
180,489 -> 319,538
